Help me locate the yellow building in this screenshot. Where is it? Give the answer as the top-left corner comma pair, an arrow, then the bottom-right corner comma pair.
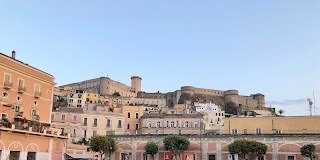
222,116 -> 320,134
81,110 -> 125,138
86,93 -> 100,104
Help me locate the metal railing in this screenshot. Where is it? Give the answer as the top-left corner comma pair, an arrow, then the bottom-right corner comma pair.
18,87 -> 26,93
34,91 -> 42,98
3,82 -> 13,89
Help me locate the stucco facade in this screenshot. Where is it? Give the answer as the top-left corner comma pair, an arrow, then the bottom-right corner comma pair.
113,134 -> 320,160
0,51 -> 68,160
222,116 -> 320,135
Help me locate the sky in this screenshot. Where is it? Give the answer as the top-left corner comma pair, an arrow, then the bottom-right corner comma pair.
0,1 -> 319,116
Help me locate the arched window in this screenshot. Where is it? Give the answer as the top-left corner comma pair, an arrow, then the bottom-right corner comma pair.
184,121 -> 189,128
157,121 -> 161,128
147,121 -> 152,128
171,121 -> 175,128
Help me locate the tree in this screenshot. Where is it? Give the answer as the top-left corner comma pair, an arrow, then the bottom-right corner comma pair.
112,92 -> 121,97
89,135 -> 116,160
163,135 -> 190,153
228,139 -> 268,160
144,141 -> 159,160
301,144 -> 316,160
278,109 -> 284,116
224,102 -> 238,115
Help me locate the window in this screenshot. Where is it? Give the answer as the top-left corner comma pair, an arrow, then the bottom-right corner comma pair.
34,84 -> 40,92
157,121 -> 161,128
93,118 -> 98,127
73,115 -> 77,122
184,121 -> 189,128
194,122 -> 199,128
78,100 -> 82,104
176,121 -> 179,127
135,123 -> 139,130
33,100 -> 38,106
127,123 -> 130,130
117,120 -> 122,128
127,112 -> 131,118
31,110 -> 37,116
18,78 -> 24,87
258,155 -> 264,160
208,154 -> 216,160
83,118 -> 88,126
232,129 -> 238,135
287,156 -> 294,160
70,93 -> 74,98
244,129 -> 248,134
82,129 -> 87,138
106,119 -> 111,127
51,114 -> 54,121
147,121 -> 152,128
143,153 -> 148,160
93,130 -> 97,136
256,128 -> 262,134
135,113 -> 139,119
17,96 -> 22,101
2,92 -> 8,97
171,121 -> 175,128
4,73 -> 11,82
166,121 -> 169,128
61,115 -> 66,121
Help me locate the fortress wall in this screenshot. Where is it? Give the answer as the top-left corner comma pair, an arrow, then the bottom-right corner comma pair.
181,86 -> 224,96
237,96 -> 259,109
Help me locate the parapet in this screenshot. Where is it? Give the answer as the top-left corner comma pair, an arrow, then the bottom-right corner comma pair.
224,90 -> 239,96
131,76 -> 142,80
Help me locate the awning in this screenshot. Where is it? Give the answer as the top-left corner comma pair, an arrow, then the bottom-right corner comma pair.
65,153 -> 97,160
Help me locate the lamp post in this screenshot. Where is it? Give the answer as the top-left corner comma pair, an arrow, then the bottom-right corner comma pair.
108,146 -> 113,160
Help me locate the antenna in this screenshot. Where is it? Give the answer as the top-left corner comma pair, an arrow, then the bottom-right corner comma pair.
307,98 -> 313,116
314,91 -> 316,116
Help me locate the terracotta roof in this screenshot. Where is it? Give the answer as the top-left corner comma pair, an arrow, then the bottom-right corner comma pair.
0,52 -> 53,77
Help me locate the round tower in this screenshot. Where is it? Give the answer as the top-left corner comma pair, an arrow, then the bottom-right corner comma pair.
181,86 -> 195,96
100,77 -> 109,96
131,76 -> 142,93
224,90 -> 239,105
252,93 -> 265,109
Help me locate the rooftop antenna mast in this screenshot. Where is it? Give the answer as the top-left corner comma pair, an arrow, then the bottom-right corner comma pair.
313,91 -> 316,116
307,98 -> 313,116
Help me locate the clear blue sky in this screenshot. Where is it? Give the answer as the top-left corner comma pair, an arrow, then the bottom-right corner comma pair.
1,1 -> 319,116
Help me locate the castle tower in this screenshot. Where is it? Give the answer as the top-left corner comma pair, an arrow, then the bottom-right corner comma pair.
131,76 -> 142,94
252,93 -> 265,109
224,90 -> 239,106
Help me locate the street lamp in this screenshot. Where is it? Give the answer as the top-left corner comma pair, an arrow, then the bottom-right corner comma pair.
108,146 -> 113,160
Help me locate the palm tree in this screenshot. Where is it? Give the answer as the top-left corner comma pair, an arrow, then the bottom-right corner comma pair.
278,109 -> 284,116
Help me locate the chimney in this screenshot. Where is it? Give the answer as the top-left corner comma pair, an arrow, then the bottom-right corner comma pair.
12,50 -> 16,59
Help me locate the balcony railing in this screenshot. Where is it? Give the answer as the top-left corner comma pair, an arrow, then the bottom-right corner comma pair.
93,124 -> 98,127
83,123 -> 87,126
34,91 -> 41,98
17,87 -> 26,93
14,112 -> 23,118
3,82 -> 13,89
32,115 -> 40,121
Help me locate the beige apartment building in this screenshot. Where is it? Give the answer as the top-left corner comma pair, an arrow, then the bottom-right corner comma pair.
139,113 -> 203,135
222,116 -> 320,135
67,90 -> 88,108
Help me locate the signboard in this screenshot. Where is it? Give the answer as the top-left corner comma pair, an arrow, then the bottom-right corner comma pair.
164,152 -> 194,160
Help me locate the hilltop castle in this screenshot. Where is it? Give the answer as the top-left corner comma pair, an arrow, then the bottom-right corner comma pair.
59,76 -> 265,109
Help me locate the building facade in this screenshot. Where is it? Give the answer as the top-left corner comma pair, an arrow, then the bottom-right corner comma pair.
113,134 -> 320,160
139,113 -> 203,135
0,51 -> 68,160
67,90 -> 88,108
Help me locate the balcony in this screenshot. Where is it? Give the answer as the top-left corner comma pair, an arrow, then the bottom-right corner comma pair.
93,124 -> 98,127
17,87 -> 26,93
34,91 -> 42,98
14,112 -> 24,118
32,115 -> 40,121
3,82 -> 13,89
0,97 -> 10,106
